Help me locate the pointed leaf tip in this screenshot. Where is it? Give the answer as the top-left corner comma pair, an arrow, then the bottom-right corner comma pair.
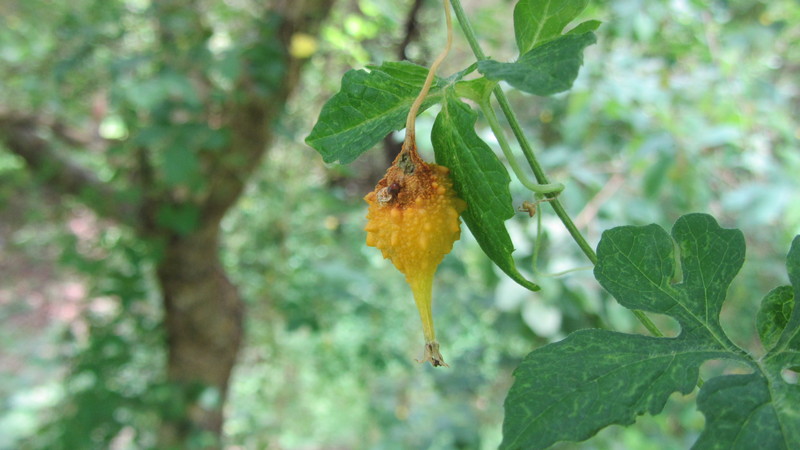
432,93 -> 538,291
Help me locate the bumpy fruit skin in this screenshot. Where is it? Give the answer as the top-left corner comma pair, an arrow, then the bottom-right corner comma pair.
364,146 -> 466,366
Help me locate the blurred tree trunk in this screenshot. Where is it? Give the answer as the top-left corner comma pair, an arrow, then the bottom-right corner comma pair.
0,0 -> 333,447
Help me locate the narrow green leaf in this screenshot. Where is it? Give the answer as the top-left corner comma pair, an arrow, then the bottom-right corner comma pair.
305,61 -> 444,164
514,0 -> 590,54
501,330 -> 722,450
478,32 -> 596,97
432,93 -> 539,291
757,286 -> 794,352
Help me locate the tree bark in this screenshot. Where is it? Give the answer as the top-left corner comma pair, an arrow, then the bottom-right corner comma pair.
155,222 -> 242,445
152,1 -> 335,446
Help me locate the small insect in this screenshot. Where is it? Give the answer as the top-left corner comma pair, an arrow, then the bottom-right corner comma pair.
519,197 -> 556,218
377,182 -> 402,204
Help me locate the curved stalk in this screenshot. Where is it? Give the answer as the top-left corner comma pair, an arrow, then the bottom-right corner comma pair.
404,0 -> 453,143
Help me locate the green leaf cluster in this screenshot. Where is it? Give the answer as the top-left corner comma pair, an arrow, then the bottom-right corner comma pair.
502,214 -> 800,449
306,0 -> 598,291
480,0 -> 600,97
307,0 -> 799,447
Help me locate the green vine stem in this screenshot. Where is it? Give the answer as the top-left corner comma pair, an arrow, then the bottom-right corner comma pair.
450,0 -> 595,265
477,97 -> 564,195
449,0 -> 665,340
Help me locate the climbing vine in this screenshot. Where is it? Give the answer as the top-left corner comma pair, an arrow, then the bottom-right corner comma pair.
306,0 -> 800,448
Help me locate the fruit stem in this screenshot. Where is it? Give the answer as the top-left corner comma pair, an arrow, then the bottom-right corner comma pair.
408,273 -> 449,367
404,0 -> 453,147
408,274 -> 436,343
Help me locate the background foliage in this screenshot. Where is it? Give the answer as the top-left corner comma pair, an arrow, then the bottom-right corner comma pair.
1,0 -> 799,448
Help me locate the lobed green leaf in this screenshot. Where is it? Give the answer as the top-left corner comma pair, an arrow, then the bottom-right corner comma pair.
595,213 -> 744,341
501,329 -> 722,449
503,214 -> 800,448
305,61 -> 444,164
566,19 -> 602,36
478,32 -> 596,97
513,0 -> 591,54
695,373 -> 800,449
453,76 -> 496,104
431,93 -> 539,291
695,235 -> 800,449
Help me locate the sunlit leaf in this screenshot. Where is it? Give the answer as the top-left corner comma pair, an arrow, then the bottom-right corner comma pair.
305,61 -> 444,164
514,0 -> 591,54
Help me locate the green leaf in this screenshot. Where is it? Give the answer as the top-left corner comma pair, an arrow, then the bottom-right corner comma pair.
431,93 -> 539,291
694,234 -> 800,449
695,373 -> 800,449
757,286 -> 794,352
514,0 -> 590,54
478,32 -> 596,97
595,213 -> 744,341
566,19 -> 602,36
501,330 -> 722,450
502,214 -> 800,448
453,76 -> 497,104
773,236 -> 800,353
305,61 -> 445,164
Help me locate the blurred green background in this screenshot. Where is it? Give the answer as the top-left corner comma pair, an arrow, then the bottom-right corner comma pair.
1,0 -> 799,448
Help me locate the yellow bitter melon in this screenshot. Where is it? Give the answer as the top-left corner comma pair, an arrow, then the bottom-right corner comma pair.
364,142 -> 466,366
